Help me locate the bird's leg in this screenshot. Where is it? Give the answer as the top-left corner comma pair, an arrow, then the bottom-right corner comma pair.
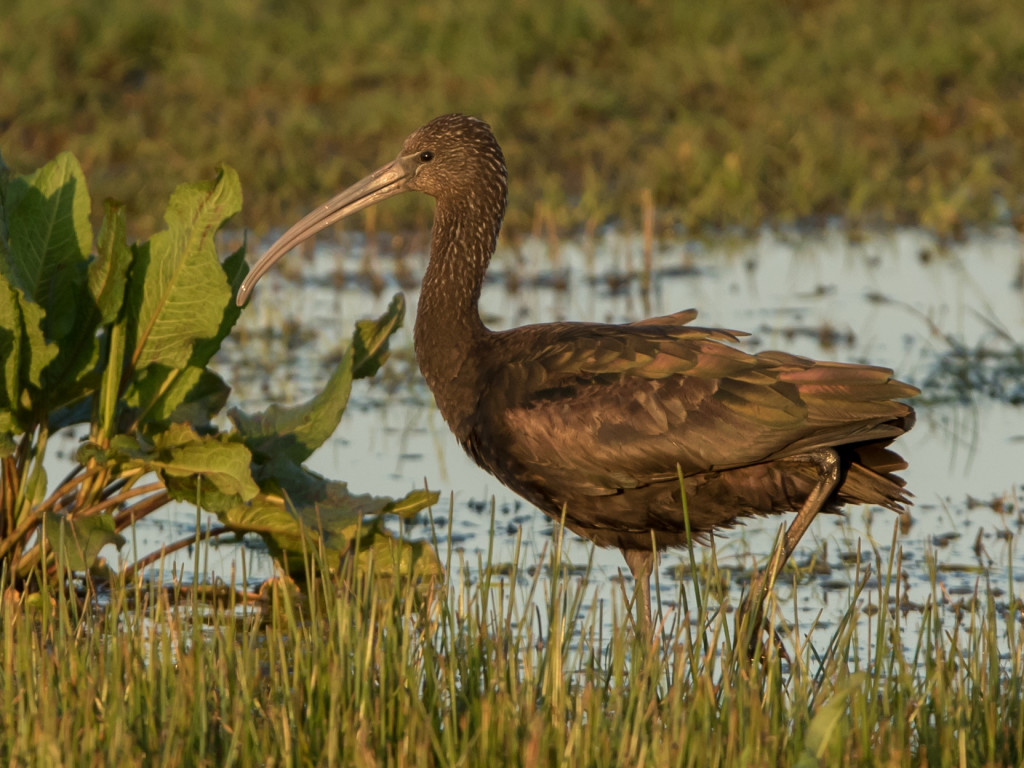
765,447 -> 841,589
621,547 -> 655,636
742,448 -> 841,657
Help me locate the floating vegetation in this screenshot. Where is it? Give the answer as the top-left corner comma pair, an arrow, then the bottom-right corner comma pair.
923,339 -> 1024,405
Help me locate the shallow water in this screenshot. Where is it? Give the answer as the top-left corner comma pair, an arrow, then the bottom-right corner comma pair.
101,225 -> 1024,653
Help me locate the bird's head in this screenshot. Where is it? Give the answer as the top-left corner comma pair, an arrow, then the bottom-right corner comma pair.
236,114 -> 506,306
398,114 -> 507,203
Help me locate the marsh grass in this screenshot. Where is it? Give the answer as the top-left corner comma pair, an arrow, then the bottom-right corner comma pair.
2,504 -> 1023,767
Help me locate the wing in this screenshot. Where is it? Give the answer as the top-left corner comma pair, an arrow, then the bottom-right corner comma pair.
473,312 -> 916,503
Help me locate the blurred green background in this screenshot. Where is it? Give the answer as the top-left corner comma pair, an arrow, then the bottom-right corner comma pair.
1,0 -> 1021,237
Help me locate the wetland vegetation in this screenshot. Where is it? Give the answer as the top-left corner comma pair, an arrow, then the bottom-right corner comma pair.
1,0 -> 1023,764
2,520 -> 1023,766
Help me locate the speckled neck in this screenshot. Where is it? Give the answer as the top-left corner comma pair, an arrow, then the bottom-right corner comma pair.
413,193 -> 505,437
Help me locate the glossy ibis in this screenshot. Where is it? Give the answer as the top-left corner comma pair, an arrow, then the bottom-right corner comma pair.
237,114 -> 917,633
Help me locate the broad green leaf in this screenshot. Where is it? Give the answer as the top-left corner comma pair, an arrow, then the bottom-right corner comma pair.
217,494 -> 310,539
38,281 -> 104,413
257,457 -> 437,524
188,241 -> 248,370
122,239 -> 243,431
382,488 -> 440,518
126,165 -> 241,371
0,274 -> 20,412
251,457 -> 386,529
148,424 -> 259,500
217,457 -> 439,578
0,268 -> 58,420
106,433 -> 148,459
6,152 -> 91,342
39,327 -> 100,412
162,475 -> 242,516
91,200 -> 131,324
229,346 -> 354,464
14,287 -> 58,392
44,512 -> 125,572
157,367 -> 230,427
76,435 -> 138,465
352,292 -> 405,379
123,363 -> 230,430
355,533 -> 443,582
34,200 -> 133,429
122,364 -> 182,420
88,424 -> 259,502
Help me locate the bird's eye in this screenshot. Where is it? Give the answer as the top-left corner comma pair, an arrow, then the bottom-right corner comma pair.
419,151 -> 434,163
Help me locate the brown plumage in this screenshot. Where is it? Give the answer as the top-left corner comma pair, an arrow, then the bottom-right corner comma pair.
237,114 -> 917,630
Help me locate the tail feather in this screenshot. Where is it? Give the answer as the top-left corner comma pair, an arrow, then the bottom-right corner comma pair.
838,460 -> 912,512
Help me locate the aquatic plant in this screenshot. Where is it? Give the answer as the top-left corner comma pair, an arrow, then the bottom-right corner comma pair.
0,150 -> 439,585
2,511 -> 1022,766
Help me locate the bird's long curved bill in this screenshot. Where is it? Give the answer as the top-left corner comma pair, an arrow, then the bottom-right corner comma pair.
236,159 -> 409,305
